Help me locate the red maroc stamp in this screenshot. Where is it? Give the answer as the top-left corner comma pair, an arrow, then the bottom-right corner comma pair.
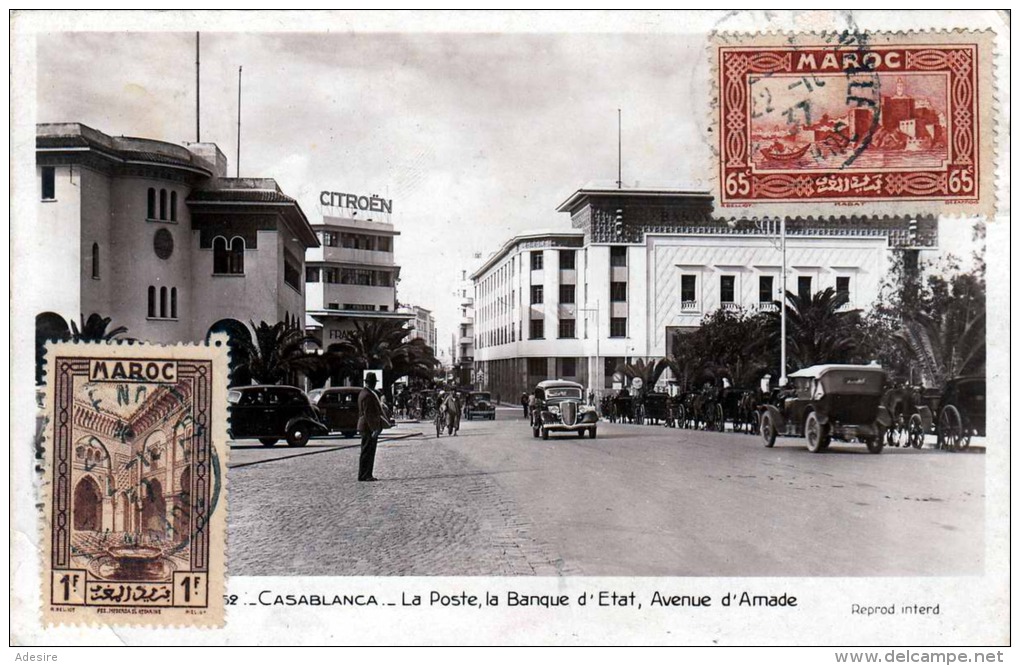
711,31 -> 995,217
40,340 -> 228,627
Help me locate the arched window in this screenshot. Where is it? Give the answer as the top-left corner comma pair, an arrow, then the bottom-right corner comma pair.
159,189 -> 167,220
147,286 -> 156,318
213,237 -> 228,274
91,243 -> 99,279
160,286 -> 168,318
170,191 -> 178,221
229,237 -> 245,274
147,188 -> 156,219
170,287 -> 178,319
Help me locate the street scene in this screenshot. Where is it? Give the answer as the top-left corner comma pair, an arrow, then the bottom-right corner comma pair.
228,405 -> 984,577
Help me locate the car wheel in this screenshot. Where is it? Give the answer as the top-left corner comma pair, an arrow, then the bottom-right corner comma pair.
286,425 -> 309,447
259,438 -> 278,447
760,412 -> 777,448
542,428 -> 549,440
590,427 -> 597,439
577,429 -> 585,438
804,412 -> 829,453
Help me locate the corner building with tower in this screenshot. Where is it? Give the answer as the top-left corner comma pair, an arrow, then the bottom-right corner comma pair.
471,186 -> 937,401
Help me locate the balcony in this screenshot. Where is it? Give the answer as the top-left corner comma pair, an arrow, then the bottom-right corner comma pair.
721,302 -> 741,312
680,300 -> 698,312
755,302 -> 779,312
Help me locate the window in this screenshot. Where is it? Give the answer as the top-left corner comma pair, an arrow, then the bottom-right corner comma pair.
561,357 -> 577,377
681,275 -> 697,305
284,249 -> 301,292
610,281 -> 627,302
558,284 -> 575,304
212,237 -> 244,274
170,287 -> 178,319
720,275 -> 735,303
836,276 -> 851,303
527,357 -> 546,377
159,189 -> 168,220
147,188 -> 156,218
170,191 -> 178,221
530,285 -> 544,304
41,167 -> 55,200
306,266 -> 320,283
798,276 -> 813,300
147,286 -> 156,318
91,243 -> 99,279
328,302 -> 339,310
159,286 -> 168,318
604,357 -> 622,386
610,317 -> 627,338
558,318 -> 576,339
559,250 -> 576,270
610,246 -> 627,267
460,325 -> 468,338
530,251 -> 543,271
759,275 -> 774,303
529,318 -> 544,339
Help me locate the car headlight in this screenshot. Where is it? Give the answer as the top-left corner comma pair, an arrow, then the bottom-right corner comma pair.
579,404 -> 594,413
549,405 -> 560,415
813,384 -> 825,400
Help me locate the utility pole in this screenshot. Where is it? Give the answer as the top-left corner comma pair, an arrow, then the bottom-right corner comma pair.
195,32 -> 200,142
616,108 -> 622,189
779,216 -> 788,386
236,66 -> 243,178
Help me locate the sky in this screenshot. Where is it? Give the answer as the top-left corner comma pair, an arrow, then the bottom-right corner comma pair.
34,18 -> 984,355
36,29 -> 711,355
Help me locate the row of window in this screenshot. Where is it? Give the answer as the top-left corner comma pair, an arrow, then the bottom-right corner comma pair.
306,266 -> 394,287
525,316 -> 627,340
147,188 -> 179,222
528,249 -> 580,272
318,231 -> 393,252
147,286 -> 179,319
325,302 -> 391,312
679,275 -> 850,305
212,237 -> 245,274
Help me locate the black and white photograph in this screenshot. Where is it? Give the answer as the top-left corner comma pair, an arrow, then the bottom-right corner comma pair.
10,9 -> 1010,651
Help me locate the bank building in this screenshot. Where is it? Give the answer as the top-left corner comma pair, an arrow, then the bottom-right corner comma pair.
470,185 -> 937,401
34,122 -> 318,346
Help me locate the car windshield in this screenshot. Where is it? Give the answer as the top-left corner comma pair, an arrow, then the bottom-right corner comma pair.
544,387 -> 582,400
472,393 -> 490,400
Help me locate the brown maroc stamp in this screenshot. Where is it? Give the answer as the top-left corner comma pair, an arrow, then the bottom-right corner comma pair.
710,31 -> 996,218
40,340 -> 228,627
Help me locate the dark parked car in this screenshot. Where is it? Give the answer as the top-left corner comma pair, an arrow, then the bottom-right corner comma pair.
465,391 -> 496,420
758,365 -> 892,454
531,380 -> 598,439
228,385 -> 328,447
311,387 -> 362,438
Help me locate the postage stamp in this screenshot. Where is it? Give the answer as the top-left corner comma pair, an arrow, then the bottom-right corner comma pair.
710,30 -> 996,218
40,340 -> 228,627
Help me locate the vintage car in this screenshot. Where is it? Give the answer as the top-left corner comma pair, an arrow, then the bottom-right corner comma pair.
311,387 -> 362,438
228,385 -> 329,447
464,391 -> 496,420
758,365 -> 892,454
531,379 -> 598,439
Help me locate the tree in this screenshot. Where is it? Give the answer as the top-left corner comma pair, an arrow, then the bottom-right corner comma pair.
329,319 -> 440,394
760,288 -> 864,371
233,320 -> 321,385
35,312 -> 132,385
666,307 -> 773,391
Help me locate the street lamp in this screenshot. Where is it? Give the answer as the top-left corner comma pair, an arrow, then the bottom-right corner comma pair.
576,300 -> 600,404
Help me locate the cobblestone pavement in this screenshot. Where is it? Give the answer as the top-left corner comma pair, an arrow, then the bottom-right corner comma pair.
228,423 -> 574,576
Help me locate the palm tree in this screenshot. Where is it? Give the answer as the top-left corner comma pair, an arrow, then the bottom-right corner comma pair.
330,319 -> 440,392
763,288 -> 862,370
35,312 -> 132,384
614,358 -> 666,394
893,303 -> 985,387
233,320 -> 321,385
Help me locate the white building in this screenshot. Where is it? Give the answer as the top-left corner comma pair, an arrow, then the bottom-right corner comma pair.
34,123 -> 316,346
304,193 -> 412,346
471,186 -> 937,400
401,304 -> 437,350
453,270 -> 475,386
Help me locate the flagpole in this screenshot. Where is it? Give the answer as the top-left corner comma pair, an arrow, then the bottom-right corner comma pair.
236,66 -> 242,178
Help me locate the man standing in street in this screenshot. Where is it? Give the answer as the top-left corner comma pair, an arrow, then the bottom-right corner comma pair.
521,391 -> 529,418
358,373 -> 391,482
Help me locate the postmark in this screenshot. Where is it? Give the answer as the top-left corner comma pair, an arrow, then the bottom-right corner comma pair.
40,340 -> 228,627
710,30 -> 995,217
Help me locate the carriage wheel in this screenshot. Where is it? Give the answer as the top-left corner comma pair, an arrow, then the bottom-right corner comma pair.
676,405 -> 686,430
749,410 -> 761,436
938,405 -> 963,451
907,413 -> 925,449
715,404 -> 726,432
760,412 -> 777,448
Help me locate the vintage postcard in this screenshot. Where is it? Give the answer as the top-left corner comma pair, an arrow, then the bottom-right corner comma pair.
711,30 -> 997,218
39,341 -> 228,627
9,9 -> 1009,650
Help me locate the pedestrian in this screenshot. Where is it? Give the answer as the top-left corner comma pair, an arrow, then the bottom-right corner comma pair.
357,373 -> 391,482
521,391 -> 529,418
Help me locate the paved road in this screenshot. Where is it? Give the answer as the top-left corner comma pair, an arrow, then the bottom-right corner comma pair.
228,407 -> 984,576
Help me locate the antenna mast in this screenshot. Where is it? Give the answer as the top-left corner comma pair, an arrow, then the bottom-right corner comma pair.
195,32 -> 200,142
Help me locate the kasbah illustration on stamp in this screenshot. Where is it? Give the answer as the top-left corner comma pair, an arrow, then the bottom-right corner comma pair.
712,31 -> 994,216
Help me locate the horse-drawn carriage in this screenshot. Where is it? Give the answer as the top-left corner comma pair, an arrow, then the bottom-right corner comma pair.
880,375 -> 985,451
